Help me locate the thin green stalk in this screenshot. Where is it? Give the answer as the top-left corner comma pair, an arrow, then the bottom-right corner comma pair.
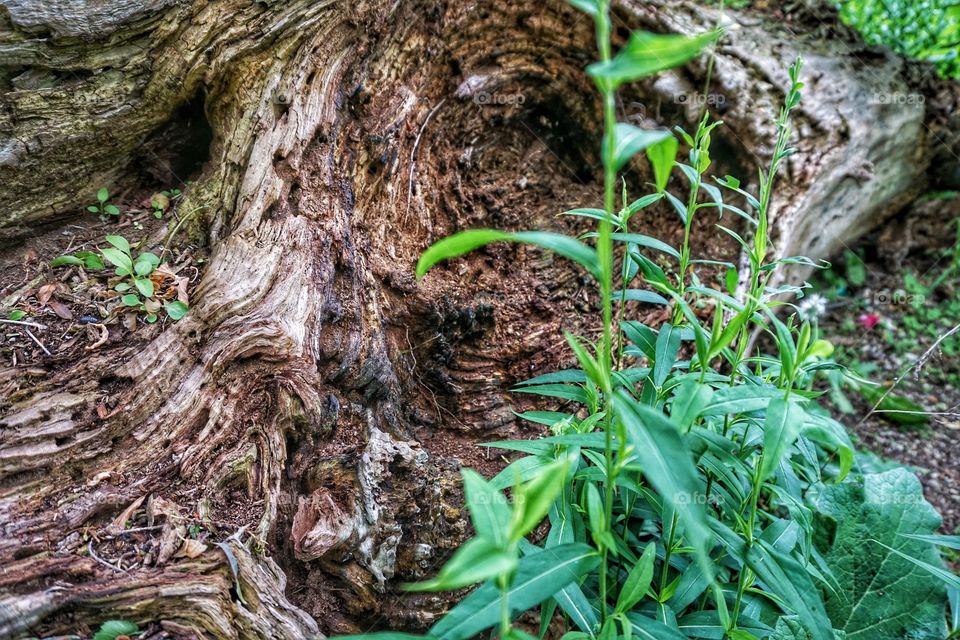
659,511 -> 679,593
498,575 -> 511,638
595,0 -> 617,620
731,60 -> 801,374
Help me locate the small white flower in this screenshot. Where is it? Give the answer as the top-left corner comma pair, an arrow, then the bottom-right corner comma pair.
798,293 -> 828,321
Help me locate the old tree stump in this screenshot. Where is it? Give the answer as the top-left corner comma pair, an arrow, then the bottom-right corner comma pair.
0,0 -> 957,637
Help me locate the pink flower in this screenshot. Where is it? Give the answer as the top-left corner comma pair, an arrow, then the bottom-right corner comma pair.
858,313 -> 881,330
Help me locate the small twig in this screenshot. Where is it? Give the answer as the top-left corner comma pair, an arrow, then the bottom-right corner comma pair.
88,539 -> 127,573
405,98 -> 446,221
873,410 -> 960,417
24,328 -> 51,356
108,525 -> 165,537
858,322 -> 960,427
161,204 -> 206,262
0,319 -> 47,329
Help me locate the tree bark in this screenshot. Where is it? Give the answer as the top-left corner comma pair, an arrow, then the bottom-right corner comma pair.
0,0 -> 958,637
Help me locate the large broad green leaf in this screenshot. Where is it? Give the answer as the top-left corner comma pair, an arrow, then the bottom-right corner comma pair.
416,230 -> 600,279
767,616 -> 828,640
429,544 -> 599,640
587,31 -> 718,89
811,469 -> 947,640
614,392 -> 713,579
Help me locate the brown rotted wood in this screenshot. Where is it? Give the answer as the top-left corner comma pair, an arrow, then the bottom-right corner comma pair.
1,0 -> 959,637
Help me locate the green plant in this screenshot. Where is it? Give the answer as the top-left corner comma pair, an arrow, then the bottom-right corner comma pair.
92,619 -> 139,640
341,4 -> 952,640
52,235 -> 188,323
88,187 -> 121,219
8,309 -> 26,321
836,0 -> 960,78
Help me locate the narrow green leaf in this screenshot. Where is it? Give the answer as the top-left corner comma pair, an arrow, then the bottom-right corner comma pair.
513,384 -> 589,404
699,385 -> 781,417
565,332 -> 609,392
566,0 -> 598,16
621,321 -> 658,360
669,380 -> 713,432
337,634 -> 432,640
587,31 -> 719,89
760,397 -> 805,480
611,233 -> 680,259
510,459 -> 569,542
614,393 -> 713,579
711,521 -> 832,640
515,370 -> 587,387
652,323 -> 681,387
405,537 -> 517,592
462,469 -> 511,547
616,542 -> 656,613
51,255 -> 84,267
429,544 -> 599,640
898,533 -> 960,550
609,123 -> 671,171
416,230 -> 600,279
615,289 -> 670,306
647,136 -> 679,193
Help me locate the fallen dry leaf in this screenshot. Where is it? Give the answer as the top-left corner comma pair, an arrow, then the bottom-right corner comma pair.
107,495 -> 146,534
84,323 -> 109,351
176,538 -> 208,559
150,192 -> 170,211
37,283 -> 57,305
48,300 -> 73,320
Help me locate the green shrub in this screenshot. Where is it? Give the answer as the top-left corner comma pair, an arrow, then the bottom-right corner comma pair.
341,2 -> 956,639
837,0 -> 960,78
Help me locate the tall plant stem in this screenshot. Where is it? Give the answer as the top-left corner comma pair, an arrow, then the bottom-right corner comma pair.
595,0 -> 617,621
498,575 -> 511,638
